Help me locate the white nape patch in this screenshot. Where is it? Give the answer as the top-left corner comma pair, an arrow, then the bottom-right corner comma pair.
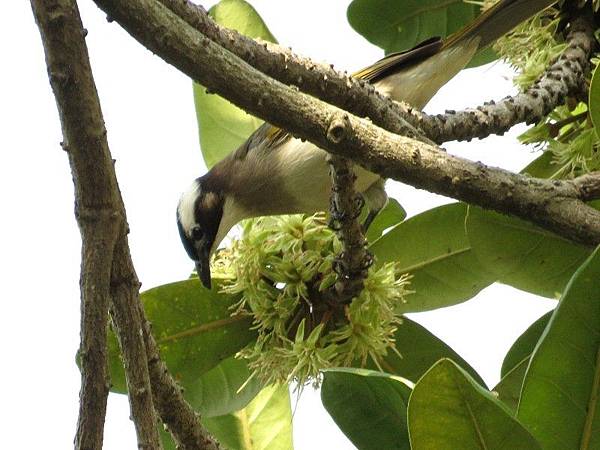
211,196 -> 251,255
177,179 -> 200,235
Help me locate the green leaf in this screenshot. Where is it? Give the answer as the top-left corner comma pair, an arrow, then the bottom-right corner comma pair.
159,427 -> 176,450
108,279 -> 255,392
369,203 -> 495,313
202,384 -> 293,450
493,357 -> 529,413
366,198 -> 406,242
517,247 -> 600,450
372,317 -> 485,386
347,0 -> 496,67
520,151 -> 559,179
184,356 -> 263,418
590,63 -> 600,133
321,368 -> 412,450
466,206 -> 591,298
501,311 -> 552,377
408,359 -> 541,450
193,0 -> 277,168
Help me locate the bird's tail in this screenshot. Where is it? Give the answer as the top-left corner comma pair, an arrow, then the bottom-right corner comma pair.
443,0 -> 557,52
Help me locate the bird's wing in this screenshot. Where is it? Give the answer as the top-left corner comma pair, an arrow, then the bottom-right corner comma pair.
352,37 -> 443,83
230,122 -> 291,160
231,37 -> 445,159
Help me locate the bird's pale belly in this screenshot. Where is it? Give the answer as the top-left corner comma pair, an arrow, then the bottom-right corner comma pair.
277,139 -> 380,214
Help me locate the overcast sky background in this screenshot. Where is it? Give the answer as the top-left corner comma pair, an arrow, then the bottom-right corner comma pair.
3,1 -> 555,448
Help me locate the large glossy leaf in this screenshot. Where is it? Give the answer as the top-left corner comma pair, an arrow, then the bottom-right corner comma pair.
466,206 -> 591,298
371,317 -> 485,386
108,279 -> 255,392
202,384 -> 293,450
369,203 -> 495,313
590,63 -> 600,133
193,0 -> 277,168
158,358 -> 264,449
493,357 -> 529,413
518,247 -> 600,450
408,359 -> 541,450
184,356 -> 263,418
366,198 -> 406,243
501,311 -> 552,377
321,368 -> 412,450
347,0 -> 496,67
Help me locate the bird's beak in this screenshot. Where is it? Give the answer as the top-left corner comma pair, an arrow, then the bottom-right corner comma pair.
195,244 -> 212,289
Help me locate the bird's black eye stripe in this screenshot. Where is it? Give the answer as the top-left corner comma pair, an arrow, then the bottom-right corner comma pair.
191,226 -> 204,241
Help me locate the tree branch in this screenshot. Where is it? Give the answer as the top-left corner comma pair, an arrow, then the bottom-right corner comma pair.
108,239 -> 163,450
326,122 -> 372,302
142,317 -> 222,450
156,0 -> 431,143
157,0 -> 595,146
91,0 -> 600,246
415,13 -> 596,143
30,1 -> 118,448
31,1 -> 220,449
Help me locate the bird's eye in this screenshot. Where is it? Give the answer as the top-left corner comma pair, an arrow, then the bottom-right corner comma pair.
191,226 -> 204,241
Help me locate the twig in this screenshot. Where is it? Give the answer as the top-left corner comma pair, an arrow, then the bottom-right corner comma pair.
415,14 -> 596,143
30,1 -> 119,448
142,317 -> 222,450
548,110 -> 588,137
89,0 -> 600,246
108,238 -> 163,450
326,115 -> 372,303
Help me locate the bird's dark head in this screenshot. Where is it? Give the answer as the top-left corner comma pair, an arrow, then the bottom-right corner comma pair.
177,177 -> 225,289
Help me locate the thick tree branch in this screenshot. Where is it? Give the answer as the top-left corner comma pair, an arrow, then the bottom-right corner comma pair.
416,14 -> 596,143
158,0 -> 595,146
156,0 -> 430,143
91,0 -> 600,246
31,1 -> 220,449
30,1 -> 118,448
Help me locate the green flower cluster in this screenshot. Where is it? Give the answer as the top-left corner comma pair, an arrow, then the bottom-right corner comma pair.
211,214 -> 411,387
474,0 -> 600,179
492,5 -> 565,89
520,102 -> 600,178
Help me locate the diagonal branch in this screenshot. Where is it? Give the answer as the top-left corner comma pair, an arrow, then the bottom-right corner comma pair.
31,1 -> 219,449
415,13 -> 596,143
157,0 -> 595,146
91,0 -> 600,246
156,0 -> 430,143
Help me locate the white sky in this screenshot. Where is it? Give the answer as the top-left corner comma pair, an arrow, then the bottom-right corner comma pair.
3,1 -> 555,449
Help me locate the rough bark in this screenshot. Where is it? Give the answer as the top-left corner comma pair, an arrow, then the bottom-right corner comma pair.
142,318 -> 222,450
30,1 -> 118,448
327,151 -> 371,303
157,0 -> 429,143
31,1 -> 220,449
416,14 -> 595,143
159,0 -> 594,145
90,0 -> 600,246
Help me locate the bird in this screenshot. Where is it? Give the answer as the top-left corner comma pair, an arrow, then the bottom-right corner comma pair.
177,0 -> 558,289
